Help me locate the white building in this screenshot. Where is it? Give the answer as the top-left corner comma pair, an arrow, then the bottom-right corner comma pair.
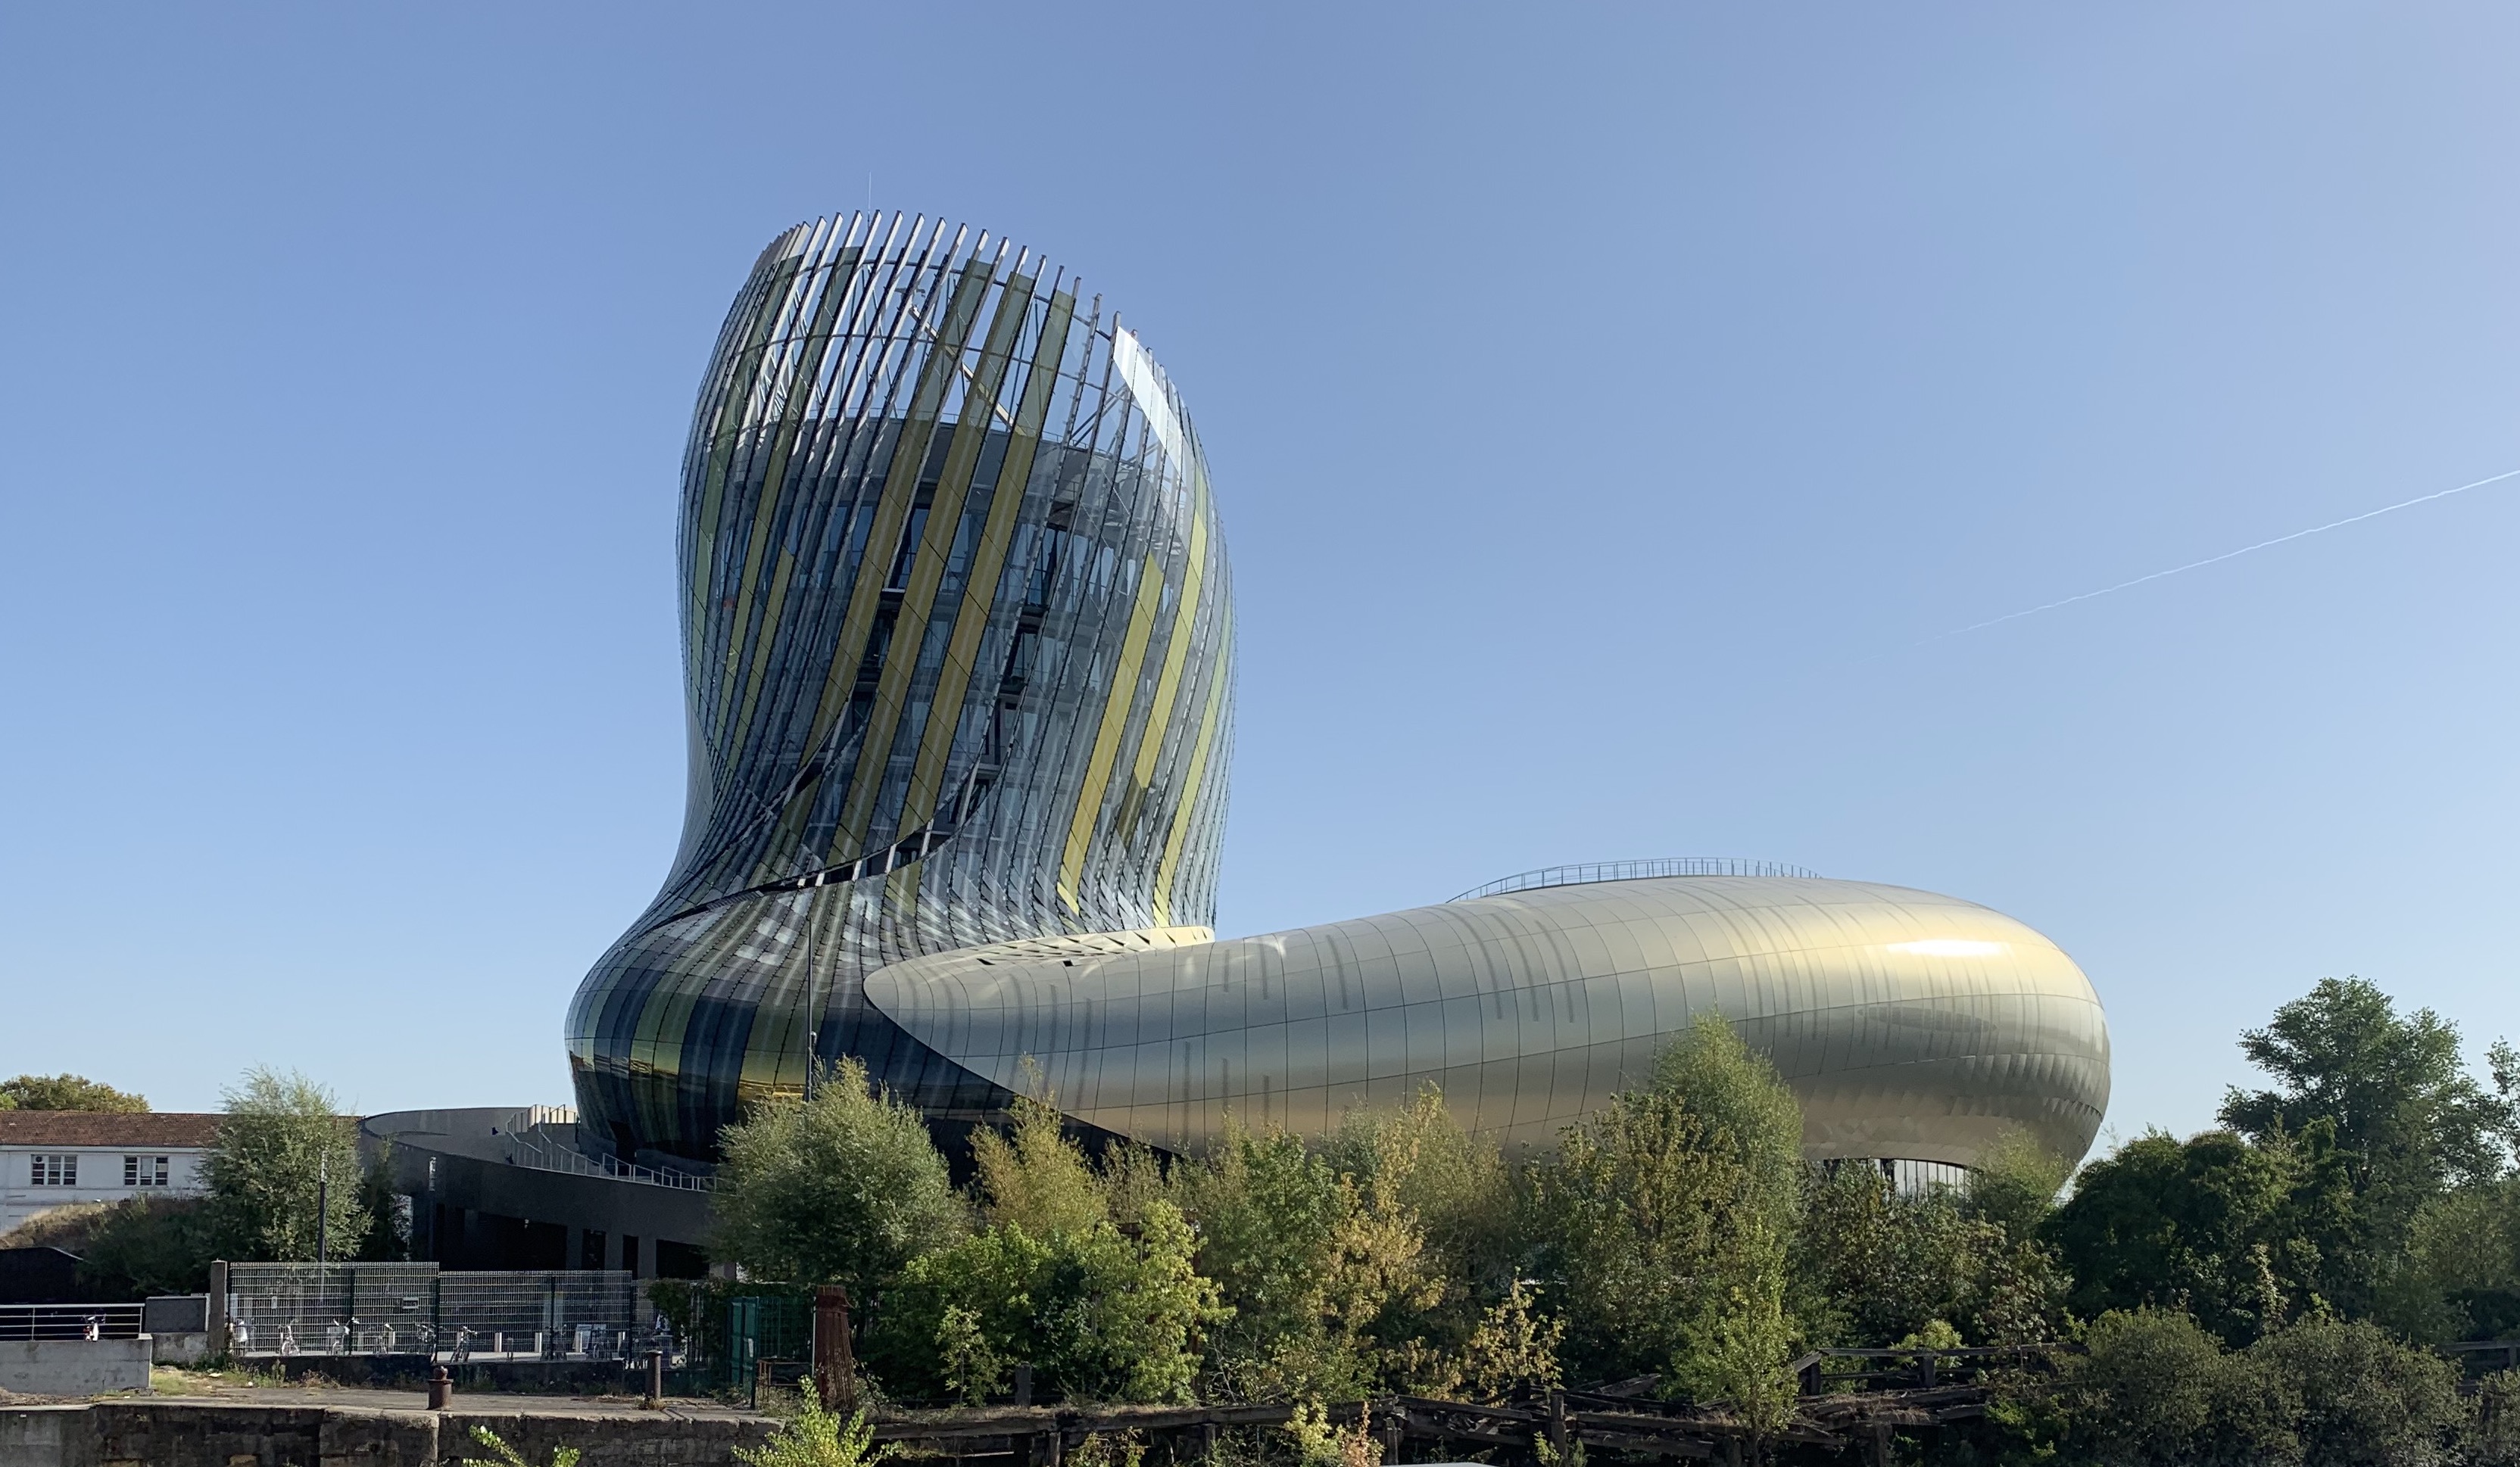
0,1113 -> 220,1235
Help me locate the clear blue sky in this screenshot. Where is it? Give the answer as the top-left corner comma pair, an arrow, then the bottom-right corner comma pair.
5,5 -> 2515,1147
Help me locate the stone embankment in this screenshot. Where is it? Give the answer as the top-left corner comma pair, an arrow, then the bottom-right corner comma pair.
0,1395 -> 778,1466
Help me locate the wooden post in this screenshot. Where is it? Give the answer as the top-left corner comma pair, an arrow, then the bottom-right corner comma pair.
1546,1390 -> 1570,1458
814,1285 -> 857,1412
1200,1421 -> 1219,1463
1382,1407 -> 1403,1463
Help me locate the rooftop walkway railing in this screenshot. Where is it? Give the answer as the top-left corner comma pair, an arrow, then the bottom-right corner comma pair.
1451,856 -> 1822,902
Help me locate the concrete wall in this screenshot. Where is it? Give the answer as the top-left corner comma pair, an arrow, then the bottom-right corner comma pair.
0,1400 -> 780,1466
0,1337 -> 152,1396
148,1332 -> 211,1366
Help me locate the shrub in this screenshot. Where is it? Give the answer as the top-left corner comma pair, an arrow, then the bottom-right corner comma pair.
735,1400 -> 896,1467
712,1058 -> 966,1295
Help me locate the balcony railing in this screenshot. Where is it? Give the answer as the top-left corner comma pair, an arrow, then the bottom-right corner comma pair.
0,1303 -> 145,1341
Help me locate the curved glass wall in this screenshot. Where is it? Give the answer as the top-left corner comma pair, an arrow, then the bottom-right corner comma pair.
568,214 -> 1233,1161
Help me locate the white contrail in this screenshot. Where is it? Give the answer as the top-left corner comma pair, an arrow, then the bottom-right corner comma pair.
1932,465 -> 2520,641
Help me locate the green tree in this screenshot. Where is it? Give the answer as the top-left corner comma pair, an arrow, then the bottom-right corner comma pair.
869,1097 -> 1224,1404
1528,1015 -> 1804,1395
1647,1014 -> 1804,1222
76,1198 -> 219,1296
2044,1126 -> 2353,1344
201,1067 -> 367,1263
2470,1369 -> 2520,1466
1670,1213 -> 1799,1455
2220,976 -> 2512,1311
1801,1161 -> 2069,1350
712,1057 -> 966,1294
2381,1178 -> 2520,1341
1325,1084 -> 1518,1307
972,1095 -> 1107,1238
2046,1307 -> 2298,1467
873,1206 -> 1223,1403
1171,1114 -> 1438,1399
1321,1088 -> 1524,1394
0,1074 -> 148,1111
2248,1313 -> 2466,1467
1966,1129 -> 2072,1246
1453,1277 -> 1565,1403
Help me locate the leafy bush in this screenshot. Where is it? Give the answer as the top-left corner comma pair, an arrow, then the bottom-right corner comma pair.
1527,1014 -> 1802,1395
77,1196 -> 219,1297
2250,1313 -> 2465,1467
460,1425 -> 581,1467
868,1104 -> 1224,1405
712,1057 -> 967,1294
735,1400 -> 896,1467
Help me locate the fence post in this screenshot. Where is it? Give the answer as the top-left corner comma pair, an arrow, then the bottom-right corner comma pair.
207,1261 -> 229,1356
813,1285 -> 856,1412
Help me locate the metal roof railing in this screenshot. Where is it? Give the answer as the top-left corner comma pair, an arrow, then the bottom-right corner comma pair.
498,1123 -> 715,1193
1451,857 -> 1821,903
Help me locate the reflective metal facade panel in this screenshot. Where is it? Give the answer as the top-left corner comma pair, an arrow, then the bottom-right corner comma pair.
567,214 -> 1234,1160
864,877 -> 2111,1166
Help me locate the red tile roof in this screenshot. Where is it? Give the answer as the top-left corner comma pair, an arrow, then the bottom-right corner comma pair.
0,1113 -> 223,1148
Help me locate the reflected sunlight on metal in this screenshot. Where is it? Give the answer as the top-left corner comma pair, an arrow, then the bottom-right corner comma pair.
867,875 -> 2110,1167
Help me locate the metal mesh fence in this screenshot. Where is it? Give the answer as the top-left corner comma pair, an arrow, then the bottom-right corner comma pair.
224,1263 -> 663,1362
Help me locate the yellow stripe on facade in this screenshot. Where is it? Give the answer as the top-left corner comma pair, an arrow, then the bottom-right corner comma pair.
759,259 -> 996,875
716,250 -> 864,740
1153,606 -> 1231,927
1059,555 -> 1168,911
1127,489 -> 1208,805
896,290 -> 1077,833
834,273 -> 1036,854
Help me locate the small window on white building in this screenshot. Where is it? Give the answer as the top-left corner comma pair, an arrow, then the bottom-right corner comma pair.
30,1154 -> 76,1186
125,1155 -> 170,1188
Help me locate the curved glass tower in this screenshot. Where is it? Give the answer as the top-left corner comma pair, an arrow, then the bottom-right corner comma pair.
569,213 -> 1233,1161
